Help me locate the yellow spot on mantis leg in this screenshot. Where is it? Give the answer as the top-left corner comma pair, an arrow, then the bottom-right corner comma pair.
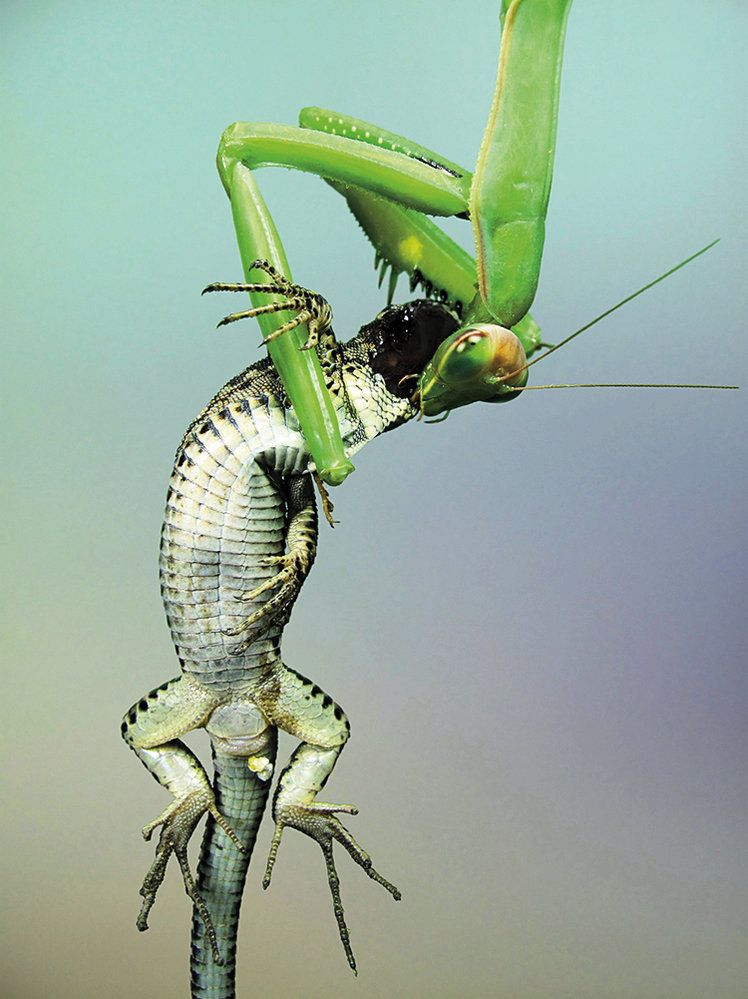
398,235 -> 425,266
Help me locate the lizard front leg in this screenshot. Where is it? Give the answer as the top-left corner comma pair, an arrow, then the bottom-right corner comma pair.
225,474 -> 317,653
255,665 -> 400,974
203,260 -> 333,351
121,675 -> 241,964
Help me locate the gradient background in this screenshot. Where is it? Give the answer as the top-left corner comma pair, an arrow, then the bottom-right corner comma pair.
2,2 -> 746,997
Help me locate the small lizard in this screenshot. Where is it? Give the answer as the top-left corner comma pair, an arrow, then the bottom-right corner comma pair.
122,265 -> 464,996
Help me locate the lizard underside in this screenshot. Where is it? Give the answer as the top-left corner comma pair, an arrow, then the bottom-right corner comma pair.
122,281 -> 460,995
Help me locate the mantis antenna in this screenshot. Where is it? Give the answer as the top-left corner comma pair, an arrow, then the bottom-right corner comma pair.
515,239 -> 721,378
506,382 -> 739,391
423,382 -> 737,426
417,237 -> 736,420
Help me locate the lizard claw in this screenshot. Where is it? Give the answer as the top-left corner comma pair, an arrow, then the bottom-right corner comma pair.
235,557 -> 297,603
262,801 -> 400,974
312,472 -> 337,527
136,788 -> 243,966
205,259 -> 333,351
224,551 -> 311,648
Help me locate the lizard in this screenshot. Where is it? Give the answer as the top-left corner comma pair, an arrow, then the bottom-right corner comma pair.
120,262 -> 512,997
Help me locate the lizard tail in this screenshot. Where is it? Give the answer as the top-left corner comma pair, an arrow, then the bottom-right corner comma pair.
190,734 -> 278,999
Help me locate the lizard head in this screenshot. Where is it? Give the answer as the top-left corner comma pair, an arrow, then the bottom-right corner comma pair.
362,299 -> 461,400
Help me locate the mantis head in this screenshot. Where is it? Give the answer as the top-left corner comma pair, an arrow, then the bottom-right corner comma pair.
415,322 -> 528,417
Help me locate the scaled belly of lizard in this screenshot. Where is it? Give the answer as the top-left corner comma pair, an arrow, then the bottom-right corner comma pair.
121,293 -> 460,995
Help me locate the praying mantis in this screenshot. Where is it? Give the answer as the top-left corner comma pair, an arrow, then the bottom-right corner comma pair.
210,0 -> 569,485
211,0 -> 725,475
125,2 -> 735,997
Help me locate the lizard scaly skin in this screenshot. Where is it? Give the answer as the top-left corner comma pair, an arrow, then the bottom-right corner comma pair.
122,290 -> 459,996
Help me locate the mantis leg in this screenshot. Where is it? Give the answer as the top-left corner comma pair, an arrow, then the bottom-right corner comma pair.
219,162 -> 354,487
298,0 -> 572,335
471,0 -> 573,326
217,123 -> 470,217
298,110 -> 542,357
299,0 -> 573,408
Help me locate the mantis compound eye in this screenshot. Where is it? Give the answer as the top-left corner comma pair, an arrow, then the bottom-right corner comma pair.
417,323 -> 528,416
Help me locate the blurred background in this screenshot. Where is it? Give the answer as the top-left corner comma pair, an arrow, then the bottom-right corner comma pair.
2,2 -> 746,997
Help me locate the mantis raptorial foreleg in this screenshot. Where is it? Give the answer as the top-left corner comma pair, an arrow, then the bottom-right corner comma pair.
471,0 -> 572,325
215,125 -> 476,485
216,163 -> 354,487
217,122 -> 470,217
298,115 -> 543,358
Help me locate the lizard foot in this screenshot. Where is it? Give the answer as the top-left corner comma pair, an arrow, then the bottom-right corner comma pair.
313,471 -> 337,527
203,258 -> 332,350
263,801 -> 401,974
225,551 -> 311,651
136,788 -> 244,965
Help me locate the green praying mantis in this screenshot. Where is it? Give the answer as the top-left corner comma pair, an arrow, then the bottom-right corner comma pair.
212,0 -> 567,488
210,0 -> 730,484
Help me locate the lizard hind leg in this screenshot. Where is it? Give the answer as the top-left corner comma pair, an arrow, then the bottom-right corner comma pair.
256,665 -> 401,974
121,675 -> 239,965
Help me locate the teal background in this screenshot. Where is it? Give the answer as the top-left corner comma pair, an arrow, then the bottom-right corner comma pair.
2,2 -> 746,997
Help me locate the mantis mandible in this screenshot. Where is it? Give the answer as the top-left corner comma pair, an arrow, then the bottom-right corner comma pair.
125,2 -> 735,997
